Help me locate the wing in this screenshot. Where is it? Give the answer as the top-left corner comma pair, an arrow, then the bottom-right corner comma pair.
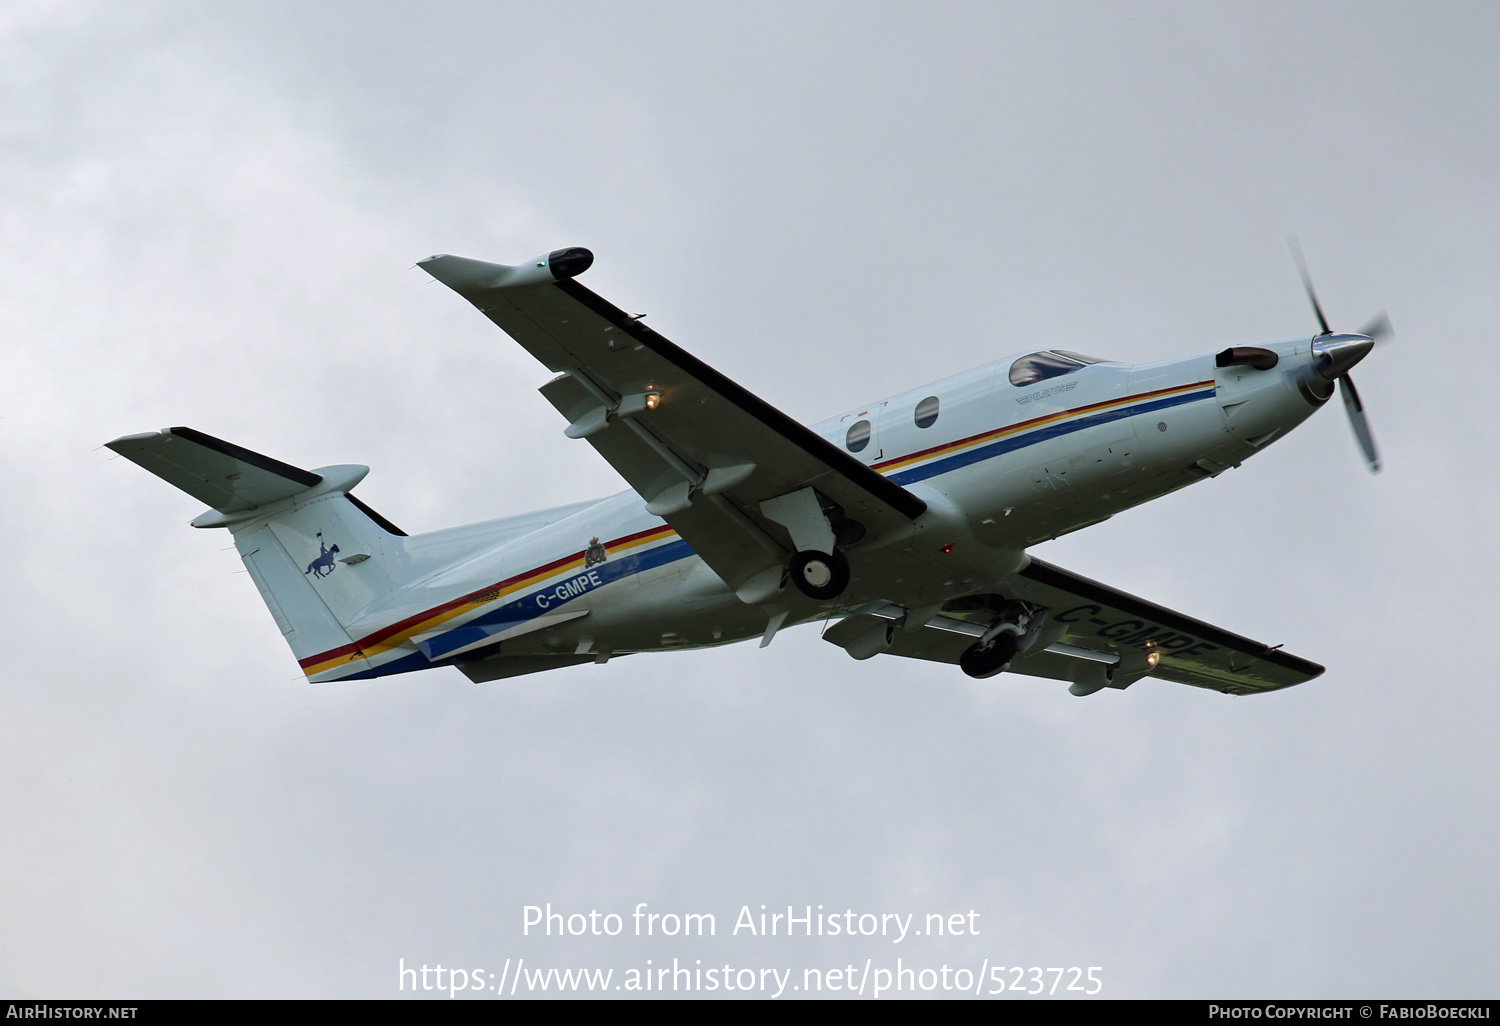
1009,558 -> 1323,693
419,249 -> 927,602
823,557 -> 1324,696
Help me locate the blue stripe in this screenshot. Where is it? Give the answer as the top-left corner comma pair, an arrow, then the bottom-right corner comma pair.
336,649 -> 431,680
333,387 -> 1215,681
331,537 -> 698,680
888,388 -> 1214,487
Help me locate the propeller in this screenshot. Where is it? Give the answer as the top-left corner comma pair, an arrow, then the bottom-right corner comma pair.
1357,310 -> 1394,345
1338,374 -> 1380,473
1287,237 -> 1389,474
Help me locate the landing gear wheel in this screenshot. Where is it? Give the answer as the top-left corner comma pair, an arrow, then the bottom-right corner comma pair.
959,632 -> 1020,679
789,549 -> 850,600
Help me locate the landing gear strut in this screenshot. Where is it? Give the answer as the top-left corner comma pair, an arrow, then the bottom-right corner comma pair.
789,549 -> 850,600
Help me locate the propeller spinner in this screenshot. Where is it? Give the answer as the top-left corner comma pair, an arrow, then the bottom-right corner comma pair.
1288,238 -> 1389,473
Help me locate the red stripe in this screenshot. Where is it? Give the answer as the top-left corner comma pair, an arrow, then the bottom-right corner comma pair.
301,380 -> 1210,672
871,381 -> 1212,471
298,523 -> 674,669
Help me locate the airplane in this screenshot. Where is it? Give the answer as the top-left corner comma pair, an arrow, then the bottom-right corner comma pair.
105,245 -> 1387,697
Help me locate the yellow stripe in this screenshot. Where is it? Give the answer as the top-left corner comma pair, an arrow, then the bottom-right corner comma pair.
302,527 -> 677,676
879,382 -> 1212,473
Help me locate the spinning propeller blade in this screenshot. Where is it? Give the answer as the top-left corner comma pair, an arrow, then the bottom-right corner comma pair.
1288,235 -> 1332,336
1339,375 -> 1381,473
1357,310 -> 1394,345
1289,238 -> 1387,473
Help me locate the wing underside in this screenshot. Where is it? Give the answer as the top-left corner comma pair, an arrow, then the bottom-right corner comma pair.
419,252 -> 927,600
1012,558 -> 1323,693
825,557 -> 1324,695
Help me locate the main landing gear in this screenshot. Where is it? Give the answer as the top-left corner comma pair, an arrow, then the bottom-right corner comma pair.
761,486 -> 858,602
789,549 -> 850,600
954,598 -> 1047,679
959,631 -> 1020,679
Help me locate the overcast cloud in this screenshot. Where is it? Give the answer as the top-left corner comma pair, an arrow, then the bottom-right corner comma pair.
1,0 -> 1496,998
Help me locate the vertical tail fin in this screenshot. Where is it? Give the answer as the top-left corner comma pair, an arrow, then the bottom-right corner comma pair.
106,427 -> 409,680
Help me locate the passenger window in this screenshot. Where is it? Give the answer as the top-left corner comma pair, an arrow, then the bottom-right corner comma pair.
845,419 -> 872,452
914,396 -> 940,428
1008,350 -> 1104,387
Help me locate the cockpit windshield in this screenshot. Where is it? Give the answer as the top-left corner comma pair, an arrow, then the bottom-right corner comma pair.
1008,350 -> 1108,387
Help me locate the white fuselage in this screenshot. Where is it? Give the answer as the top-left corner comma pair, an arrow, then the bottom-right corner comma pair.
302,336 -> 1327,681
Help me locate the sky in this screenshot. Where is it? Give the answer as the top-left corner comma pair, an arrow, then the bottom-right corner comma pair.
1,0 -> 1497,1000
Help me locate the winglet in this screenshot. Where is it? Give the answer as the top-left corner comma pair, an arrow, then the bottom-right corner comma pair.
418,248 -> 593,303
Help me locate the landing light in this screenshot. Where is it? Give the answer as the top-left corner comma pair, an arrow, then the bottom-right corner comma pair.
644,392 -> 661,410
1146,651 -> 1160,668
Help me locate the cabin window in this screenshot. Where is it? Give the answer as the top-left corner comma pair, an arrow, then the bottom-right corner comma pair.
845,419 -> 872,452
914,395 -> 940,428
1008,350 -> 1106,387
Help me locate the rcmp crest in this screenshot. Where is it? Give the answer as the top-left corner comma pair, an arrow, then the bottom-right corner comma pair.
584,536 -> 607,568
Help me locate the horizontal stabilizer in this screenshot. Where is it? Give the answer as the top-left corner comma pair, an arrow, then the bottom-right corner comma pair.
106,426 -> 322,514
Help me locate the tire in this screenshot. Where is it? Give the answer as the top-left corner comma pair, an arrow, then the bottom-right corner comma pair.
789,549 -> 850,600
959,632 -> 1020,679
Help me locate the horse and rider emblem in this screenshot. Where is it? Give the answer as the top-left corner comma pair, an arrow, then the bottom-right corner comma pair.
305,532 -> 341,578
584,536 -> 607,569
